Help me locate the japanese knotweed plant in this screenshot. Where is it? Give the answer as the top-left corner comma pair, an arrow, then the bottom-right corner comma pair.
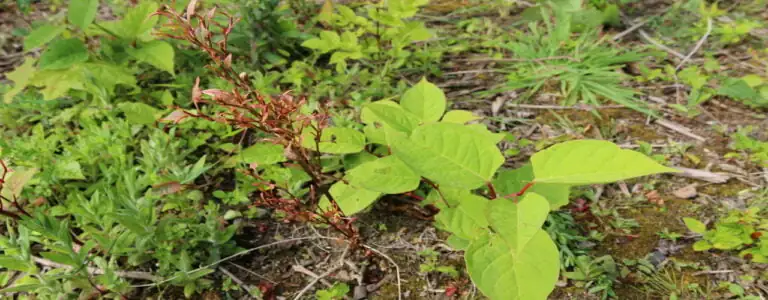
156,4 -> 677,299
298,79 -> 678,299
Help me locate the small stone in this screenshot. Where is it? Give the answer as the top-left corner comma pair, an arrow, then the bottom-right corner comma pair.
353,285 -> 368,300
672,184 -> 698,199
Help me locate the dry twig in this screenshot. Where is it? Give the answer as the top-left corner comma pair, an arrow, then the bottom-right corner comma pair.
675,18 -> 713,71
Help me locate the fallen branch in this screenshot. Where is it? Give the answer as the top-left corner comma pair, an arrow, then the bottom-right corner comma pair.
655,119 -> 706,142
672,167 -> 731,183
675,18 -> 713,71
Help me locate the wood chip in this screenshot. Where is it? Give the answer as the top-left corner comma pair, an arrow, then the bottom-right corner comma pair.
672,184 -> 698,199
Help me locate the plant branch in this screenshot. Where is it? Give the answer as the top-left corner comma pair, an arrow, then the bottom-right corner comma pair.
31,256 -> 159,281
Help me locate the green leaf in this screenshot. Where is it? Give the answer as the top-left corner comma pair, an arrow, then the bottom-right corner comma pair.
692,240 -> 712,251
68,0 -> 99,30
3,59 -> 36,103
717,78 -> 760,101
0,167 -> 38,200
466,230 -> 559,300
241,143 -> 286,166
117,102 -> 161,125
346,156 -> 420,194
38,38 -> 89,70
434,193 -> 489,240
321,181 -> 381,215
301,127 -> 365,154
441,110 -> 481,124
24,24 -> 64,50
54,160 -> 85,180
360,101 -> 420,133
493,165 -> 570,209
531,140 -> 678,184
128,40 -> 175,74
30,67 -> 87,100
400,78 -> 446,122
446,234 -> 470,250
119,1 -> 159,39
0,256 -> 34,272
391,123 -> 504,189
342,152 -> 378,170
683,217 -> 707,234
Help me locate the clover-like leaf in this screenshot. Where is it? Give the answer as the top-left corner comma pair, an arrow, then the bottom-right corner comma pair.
531,139 -> 678,184
400,78 -> 446,122
346,156 -> 420,194
493,165 -> 570,209
391,123 -> 503,189
301,127 -> 365,154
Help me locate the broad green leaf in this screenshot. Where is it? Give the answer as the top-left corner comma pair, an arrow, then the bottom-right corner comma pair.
68,0 -> 99,30
240,143 -> 286,166
400,78 -> 446,122
717,78 -> 759,101
531,140 -> 678,184
391,123 -> 504,189
493,165 -> 570,209
466,230 -> 559,300
683,217 -> 707,234
301,127 -> 365,154
3,59 -> 36,103
24,24 -> 64,50
446,234 -> 470,250
441,110 -> 481,124
30,67 -> 87,100
346,156 -> 420,194
83,62 -> 137,94
360,101 -> 420,133
487,193 -> 550,253
692,240 -> 712,251
466,123 -> 505,145
128,40 -> 175,74
434,193 -> 489,240
119,1 -> 159,39
54,159 -> 85,180
320,181 -> 381,215
38,38 -> 89,70
343,152 -> 378,170
0,284 -> 44,293
117,102 -> 161,125
0,256 -> 34,272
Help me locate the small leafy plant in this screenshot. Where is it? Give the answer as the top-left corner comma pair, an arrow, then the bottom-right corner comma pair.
684,208 -> 768,262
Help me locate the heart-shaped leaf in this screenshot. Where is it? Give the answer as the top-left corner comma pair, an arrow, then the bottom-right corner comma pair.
400,78 -> 446,122
531,139 -> 678,184
346,155 -> 420,194
391,123 -> 503,189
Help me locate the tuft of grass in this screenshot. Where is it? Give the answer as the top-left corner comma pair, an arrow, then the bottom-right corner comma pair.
500,6 -> 654,115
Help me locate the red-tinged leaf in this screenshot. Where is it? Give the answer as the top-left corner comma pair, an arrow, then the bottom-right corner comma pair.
159,109 -> 189,124
192,77 -> 202,106
186,0 -> 198,20
152,181 -> 185,196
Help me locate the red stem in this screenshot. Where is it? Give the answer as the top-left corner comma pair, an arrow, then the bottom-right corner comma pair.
486,182 -> 497,199
403,192 -> 424,201
499,182 -> 536,203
